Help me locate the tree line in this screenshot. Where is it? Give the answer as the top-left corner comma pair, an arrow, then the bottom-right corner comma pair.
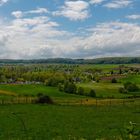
0,57 -> 140,64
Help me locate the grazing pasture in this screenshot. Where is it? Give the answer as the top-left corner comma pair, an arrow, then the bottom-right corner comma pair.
0,84 -> 86,99
0,104 -> 139,140
77,82 -> 133,98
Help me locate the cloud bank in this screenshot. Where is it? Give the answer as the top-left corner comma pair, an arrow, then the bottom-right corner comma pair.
0,0 -> 139,59
0,0 -> 8,6
53,0 -> 90,21
0,13 -> 140,59
104,0 -> 132,9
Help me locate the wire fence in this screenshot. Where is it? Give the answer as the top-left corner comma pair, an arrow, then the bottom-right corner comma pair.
0,98 -> 139,140
0,97 -> 139,106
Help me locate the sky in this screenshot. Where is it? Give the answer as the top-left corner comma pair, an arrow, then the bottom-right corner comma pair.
0,0 -> 140,59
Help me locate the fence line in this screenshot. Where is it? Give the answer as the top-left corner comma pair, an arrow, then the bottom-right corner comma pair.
50,98 -> 140,106
0,97 -> 37,105
0,97 -> 139,106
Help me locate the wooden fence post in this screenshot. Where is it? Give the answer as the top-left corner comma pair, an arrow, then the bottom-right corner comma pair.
1,99 -> 4,105
123,99 -> 125,106
96,99 -> 97,107
109,99 -> 111,106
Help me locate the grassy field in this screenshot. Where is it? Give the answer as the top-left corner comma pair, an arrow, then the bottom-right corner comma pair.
0,84 -> 86,100
0,71 -> 139,140
120,75 -> 140,84
0,83 -> 135,100
77,82 -> 133,98
0,82 -> 138,101
0,104 -> 139,140
79,64 -> 119,71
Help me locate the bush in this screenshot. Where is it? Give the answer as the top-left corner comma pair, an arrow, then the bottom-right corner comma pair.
46,78 -> 57,87
37,93 -> 44,97
36,94 -> 54,104
124,82 -> 139,92
124,82 -> 131,89
64,82 -> 77,94
119,87 -> 128,94
89,89 -> 96,97
111,78 -> 117,83
77,87 -> 84,95
58,83 -> 64,91
96,79 -> 99,83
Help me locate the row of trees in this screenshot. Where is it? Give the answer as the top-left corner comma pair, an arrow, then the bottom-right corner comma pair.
119,82 -> 139,94
58,82 -> 96,97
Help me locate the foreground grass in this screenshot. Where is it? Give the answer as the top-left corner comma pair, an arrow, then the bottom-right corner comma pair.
0,104 -> 139,140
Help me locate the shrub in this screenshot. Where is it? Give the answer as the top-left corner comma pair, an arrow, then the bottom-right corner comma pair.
124,82 -> 139,92
111,78 -> 117,83
64,82 -> 77,94
37,93 -> 44,97
123,121 -> 139,140
96,79 -> 99,83
124,82 -> 132,89
58,83 -> 64,92
36,94 -> 54,104
47,78 -> 57,87
77,87 -> 84,95
119,87 -> 128,94
89,89 -> 96,97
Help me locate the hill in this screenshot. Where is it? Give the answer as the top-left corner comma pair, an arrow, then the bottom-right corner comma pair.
0,57 -> 140,64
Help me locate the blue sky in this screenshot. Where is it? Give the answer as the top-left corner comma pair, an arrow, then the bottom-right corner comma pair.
0,0 -> 140,59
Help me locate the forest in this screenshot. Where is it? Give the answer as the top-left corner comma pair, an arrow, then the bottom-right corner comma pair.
0,57 -> 140,64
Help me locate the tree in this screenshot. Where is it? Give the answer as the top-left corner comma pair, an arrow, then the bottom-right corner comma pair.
68,82 -> 77,94
110,70 -> 114,75
119,69 -> 122,74
64,82 -> 77,94
111,78 -> 117,83
77,87 -> 84,95
89,89 -> 96,97
64,81 -> 69,93
118,87 -> 128,94
124,82 -> 139,92
58,83 -> 64,91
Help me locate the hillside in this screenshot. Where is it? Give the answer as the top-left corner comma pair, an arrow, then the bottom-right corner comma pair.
0,57 -> 140,64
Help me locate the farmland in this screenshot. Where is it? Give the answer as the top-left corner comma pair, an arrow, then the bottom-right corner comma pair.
0,62 -> 140,139
0,104 -> 139,140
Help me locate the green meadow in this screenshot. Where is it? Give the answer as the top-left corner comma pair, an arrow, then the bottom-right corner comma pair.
0,84 -> 85,100
77,82 -> 132,98
0,104 -> 139,140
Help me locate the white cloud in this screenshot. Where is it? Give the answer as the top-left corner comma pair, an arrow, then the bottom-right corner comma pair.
1,12 -> 140,59
0,15 -> 71,59
104,0 -> 132,9
0,0 -> 8,6
26,8 -> 48,14
11,11 -> 23,18
126,14 -> 140,20
53,0 -> 90,21
11,8 -> 48,18
53,22 -> 140,58
81,22 -> 140,58
90,0 -> 105,5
